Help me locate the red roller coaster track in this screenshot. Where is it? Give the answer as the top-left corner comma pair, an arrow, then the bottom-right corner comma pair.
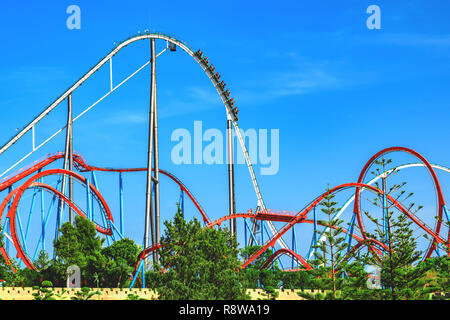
0,152 -> 210,224
0,147 -> 448,277
0,153 -> 209,270
0,31 -> 446,287
353,147 -> 447,258
1,168 -> 114,269
101,145 -> 450,278
240,181 -> 448,270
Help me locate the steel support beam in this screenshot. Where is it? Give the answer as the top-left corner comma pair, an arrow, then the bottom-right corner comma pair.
119,172 -> 124,235
153,68 -> 161,263
144,38 -> 160,265
248,208 -> 261,247
68,94 -> 74,224
59,94 -> 74,233
227,119 -> 236,236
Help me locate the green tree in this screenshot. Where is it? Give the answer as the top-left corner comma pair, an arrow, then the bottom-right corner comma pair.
424,220 -> 449,299
361,158 -> 434,300
239,245 -> 281,289
299,187 -> 347,299
0,228 -> 20,286
101,238 -> 140,287
53,215 -> 106,287
35,250 -> 52,271
424,256 -> 450,299
32,280 -> 56,300
339,261 -> 386,300
19,223 -> 140,288
279,270 -> 315,290
20,250 -> 54,287
154,204 -> 248,300
239,245 -> 278,270
261,286 -> 278,300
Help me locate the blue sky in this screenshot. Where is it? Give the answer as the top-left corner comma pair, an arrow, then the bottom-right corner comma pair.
0,1 -> 449,260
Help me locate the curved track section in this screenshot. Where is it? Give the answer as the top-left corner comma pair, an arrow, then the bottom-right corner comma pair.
353,147 -> 448,258
0,32 -> 290,249
133,243 -> 162,271
241,182 -> 447,270
260,248 -> 311,270
134,181 -> 432,274
309,161 -> 450,260
125,147 -> 450,282
0,32 -> 266,219
0,32 -> 285,247
301,218 -> 386,258
0,35 -> 447,280
208,216 -> 387,268
2,169 -> 114,269
0,152 -> 210,223
73,155 -> 211,224
0,153 -> 212,269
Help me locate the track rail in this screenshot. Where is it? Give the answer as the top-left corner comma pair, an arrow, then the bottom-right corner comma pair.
308,161 -> 450,259
0,153 -> 212,269
240,182 -> 447,269
260,248 -> 311,270
1,168 -> 114,269
0,32 -> 283,248
0,152 -> 210,223
353,147 -> 447,258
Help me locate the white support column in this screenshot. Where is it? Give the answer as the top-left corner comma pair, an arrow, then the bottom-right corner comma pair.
58,94 -> 74,235
144,39 -> 158,265
109,58 -> 113,91
32,126 -> 35,151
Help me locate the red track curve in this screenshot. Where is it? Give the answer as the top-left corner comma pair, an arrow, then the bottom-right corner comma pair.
208,217 -> 387,271
73,157 -> 210,224
353,147 -> 448,258
0,152 -> 210,224
274,238 -> 388,273
241,182 -> 447,269
1,148 -> 447,276
133,182 -> 445,275
0,179 -> 111,267
260,248 -> 311,270
0,153 -> 210,269
3,169 -> 114,269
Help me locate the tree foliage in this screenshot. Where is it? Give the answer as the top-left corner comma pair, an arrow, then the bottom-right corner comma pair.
149,205 -> 248,300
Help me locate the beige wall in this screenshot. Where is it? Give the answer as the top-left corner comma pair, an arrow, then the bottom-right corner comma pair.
0,287 -> 157,300
0,287 -> 305,300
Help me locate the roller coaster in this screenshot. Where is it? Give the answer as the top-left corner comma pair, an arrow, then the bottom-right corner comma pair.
0,32 -> 448,288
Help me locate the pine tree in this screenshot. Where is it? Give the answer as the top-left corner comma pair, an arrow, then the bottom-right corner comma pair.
153,204 -> 248,300
361,158 -> 434,300
340,261 -> 382,300
298,187 -> 348,299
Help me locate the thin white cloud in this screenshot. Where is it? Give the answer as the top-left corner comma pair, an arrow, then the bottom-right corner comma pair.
0,66 -> 70,87
234,52 -> 349,105
103,86 -> 222,123
268,69 -> 341,97
361,33 -> 450,47
185,86 -> 220,105
106,112 -> 147,125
